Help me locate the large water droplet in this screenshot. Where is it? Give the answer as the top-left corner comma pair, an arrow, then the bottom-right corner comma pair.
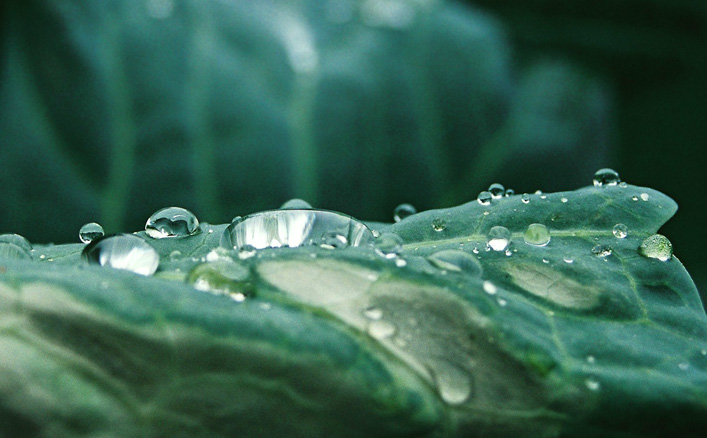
79,222 -> 105,243
0,233 -> 32,252
393,203 -> 417,222
374,232 -> 403,259
639,234 -> 673,261
280,199 -> 313,210
221,209 -> 374,250
612,223 -> 628,239
488,183 -> 505,199
432,218 -> 446,232
145,207 -> 200,238
523,223 -> 551,246
591,244 -> 612,258
187,260 -> 253,301
427,250 -> 482,276
477,191 -> 492,205
82,234 -> 159,276
592,168 -> 620,187
487,226 -> 511,251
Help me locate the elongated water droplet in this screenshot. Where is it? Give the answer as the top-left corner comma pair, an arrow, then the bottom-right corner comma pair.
187,260 -> 253,301
612,223 -> 628,239
523,223 -> 551,246
280,199 -> 313,209
82,234 -> 159,276
375,232 -> 403,259
0,234 -> 32,252
393,203 -> 417,222
221,209 -> 374,250
145,207 -> 200,238
639,234 -> 673,261
477,191 -> 492,205
592,168 -> 620,187
488,183 -> 505,199
79,222 -> 105,243
487,226 -> 511,251
520,193 -> 530,204
432,218 -> 446,232
591,244 -> 612,257
427,250 -> 482,276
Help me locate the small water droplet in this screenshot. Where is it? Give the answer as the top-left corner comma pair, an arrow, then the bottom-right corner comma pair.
585,378 -> 600,391
497,298 -> 507,307
586,355 -> 596,364
320,232 -> 348,249
0,234 -> 33,252
187,260 -> 253,301
145,207 -> 200,238
678,362 -> 689,371
612,223 -> 628,239
363,306 -> 383,320
504,249 -> 512,257
169,250 -> 182,261
427,250 -> 483,276
638,234 -> 673,261
393,203 -> 417,222
560,197 -> 568,203
488,183 -> 505,199
432,218 -> 446,232
640,193 -> 649,201
542,258 -> 549,263
280,199 -> 313,210
540,194 -> 547,200
368,320 -> 396,339
78,222 -> 105,244
374,232 -> 404,259
504,188 -> 515,197
591,244 -> 612,258
592,168 -> 620,187
430,362 -> 472,405
395,257 -> 407,267
523,223 -> 551,247
82,234 -> 159,276
631,196 -> 639,201
487,226 -> 511,251
563,257 -> 574,264
619,181 -> 628,188
520,193 -> 530,204
477,191 -> 492,205
483,280 -> 497,295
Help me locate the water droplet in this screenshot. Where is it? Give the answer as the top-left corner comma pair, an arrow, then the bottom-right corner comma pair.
280,199 -> 313,209
505,188 -> 515,197
487,226 -> 511,251
82,234 -> 159,276
619,182 -> 628,188
169,250 -> 183,261
523,223 -> 551,246
542,258 -> 549,264
585,378 -> 600,391
187,260 -> 253,301
563,257 -> 574,264
592,168 -> 620,187
432,218 -> 446,232
640,193 -> 649,201
560,197 -> 568,203
497,298 -> 507,307
320,232 -> 348,249
363,306 -> 383,320
0,234 -> 32,252
221,209 -> 374,250
488,183 -> 505,199
78,222 -> 105,243
520,193 -> 530,204
427,250 -> 483,276
631,196 -> 639,201
374,232 -> 403,259
368,320 -> 396,339
483,281 -> 497,295
591,244 -> 612,258
639,234 -> 673,261
429,362 -> 472,405
612,223 -> 628,239
145,207 -> 200,239
678,362 -> 689,371
395,258 -> 407,267
393,203 -> 417,222
477,191 -> 492,205
0,242 -> 32,260
586,355 -> 596,364
540,194 -> 547,200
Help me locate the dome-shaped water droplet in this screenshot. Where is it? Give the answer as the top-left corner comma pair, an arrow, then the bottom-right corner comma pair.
592,168 -> 620,187
320,232 -> 348,249
368,320 -> 396,339
374,232 -> 403,259
591,244 -> 612,257
477,191 -> 492,205
79,222 -> 105,243
612,223 -> 628,239
504,188 -> 515,197
640,193 -> 649,201
520,193 -> 530,204
82,234 -> 159,276
560,197 -> 568,203
280,199 -> 313,210
145,207 -> 200,238
0,242 -> 32,260
427,250 -> 482,276
638,234 -> 673,261
0,233 -> 32,252
432,218 -> 446,232
523,223 -> 551,246
393,203 -> 417,222
187,260 -> 253,301
487,226 -> 511,251
220,209 -> 374,250
488,183 -> 505,199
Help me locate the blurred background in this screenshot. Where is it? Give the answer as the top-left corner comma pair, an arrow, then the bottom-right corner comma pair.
1,0 -> 705,300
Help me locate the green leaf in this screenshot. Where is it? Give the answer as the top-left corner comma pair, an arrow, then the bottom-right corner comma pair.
1,183 -> 706,437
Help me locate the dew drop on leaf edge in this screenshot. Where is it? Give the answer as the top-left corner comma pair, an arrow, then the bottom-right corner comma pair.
393,203 -> 417,222
79,222 -> 105,243
592,168 -> 620,187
